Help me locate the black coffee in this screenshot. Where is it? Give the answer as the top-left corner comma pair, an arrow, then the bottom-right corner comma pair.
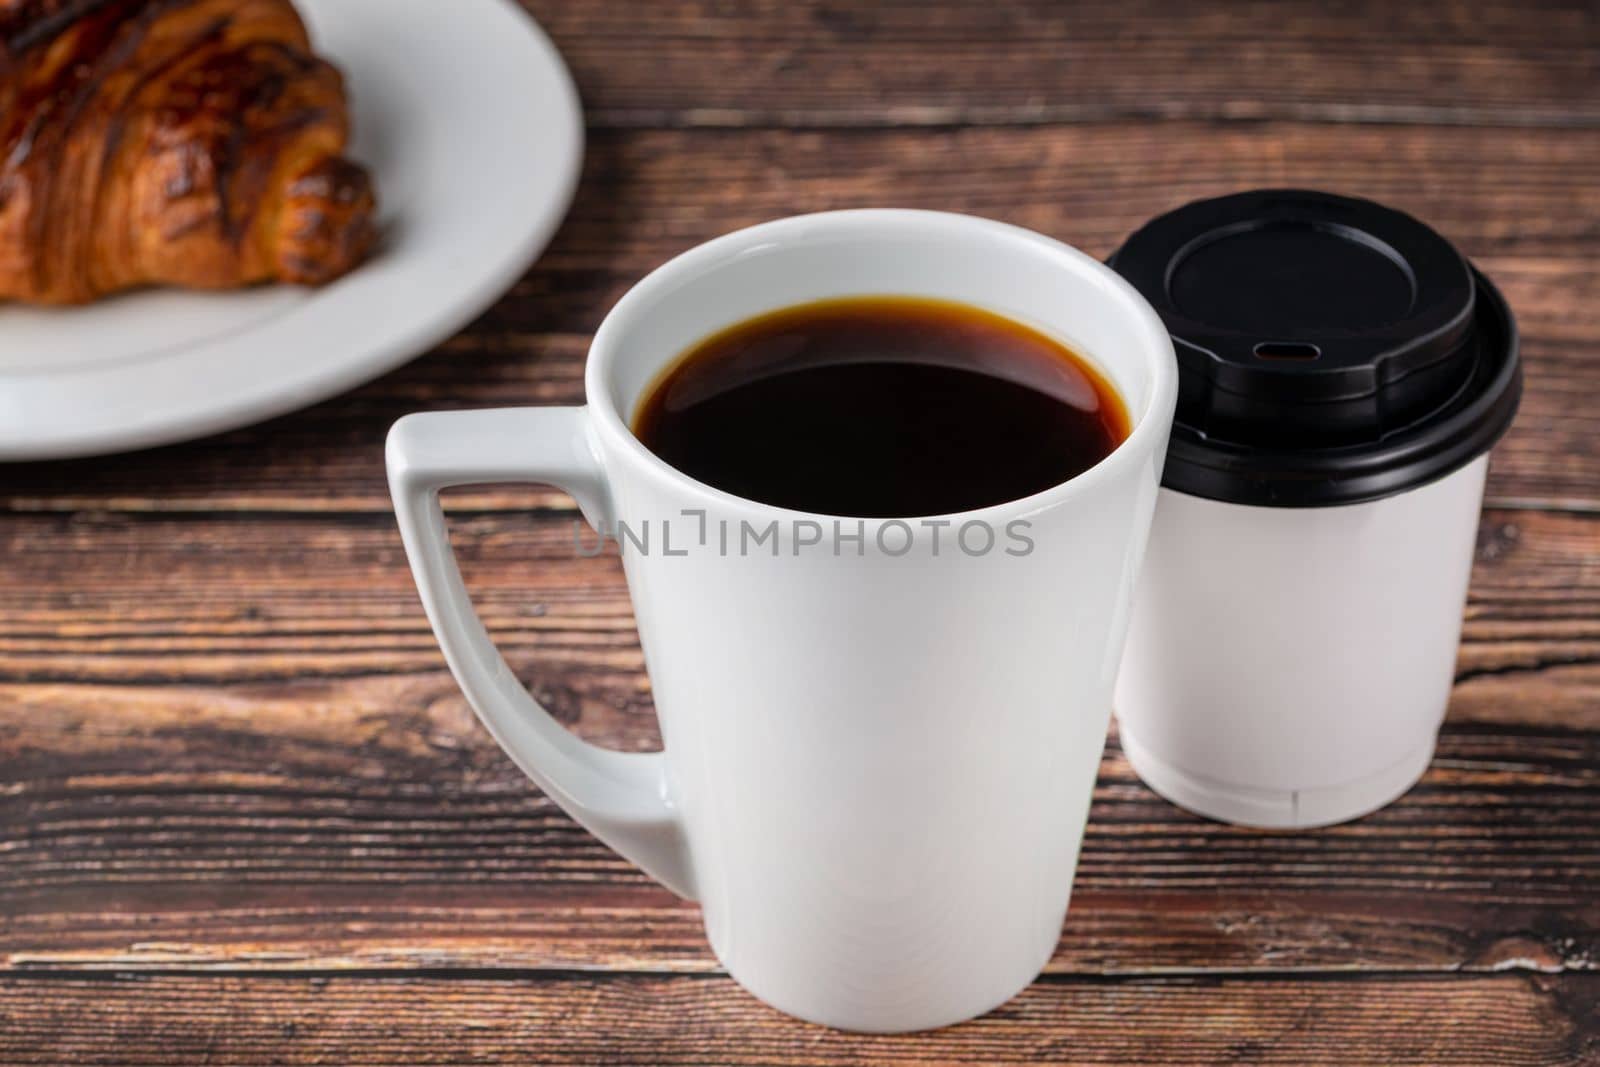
633,297 -> 1129,517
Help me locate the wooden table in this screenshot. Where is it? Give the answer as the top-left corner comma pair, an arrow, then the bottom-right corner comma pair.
4,2 -> 1598,1063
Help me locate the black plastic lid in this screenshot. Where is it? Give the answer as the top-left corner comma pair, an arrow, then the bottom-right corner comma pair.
1110,189 -> 1522,507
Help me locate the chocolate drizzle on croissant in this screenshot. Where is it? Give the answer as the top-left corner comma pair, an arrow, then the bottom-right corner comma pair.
0,0 -> 376,304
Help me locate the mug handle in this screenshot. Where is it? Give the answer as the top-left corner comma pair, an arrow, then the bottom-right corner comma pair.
387,408 -> 696,899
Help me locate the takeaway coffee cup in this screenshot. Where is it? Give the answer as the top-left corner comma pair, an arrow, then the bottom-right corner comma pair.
388,210 -> 1178,1031
1110,189 -> 1522,828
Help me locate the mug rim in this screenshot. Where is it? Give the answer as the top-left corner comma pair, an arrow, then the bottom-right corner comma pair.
585,208 -> 1179,527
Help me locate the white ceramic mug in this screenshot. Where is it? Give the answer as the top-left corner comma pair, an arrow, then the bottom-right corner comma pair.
387,209 -> 1178,1032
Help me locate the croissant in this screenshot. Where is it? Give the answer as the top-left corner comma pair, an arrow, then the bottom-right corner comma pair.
0,0 -> 376,305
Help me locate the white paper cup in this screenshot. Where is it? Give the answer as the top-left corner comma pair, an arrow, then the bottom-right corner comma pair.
1118,457 -> 1487,827
1109,190 -> 1521,828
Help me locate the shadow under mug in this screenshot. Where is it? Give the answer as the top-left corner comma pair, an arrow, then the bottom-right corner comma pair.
388,209 -> 1178,1032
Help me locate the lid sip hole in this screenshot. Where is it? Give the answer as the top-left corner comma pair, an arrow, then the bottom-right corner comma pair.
1254,341 -> 1322,361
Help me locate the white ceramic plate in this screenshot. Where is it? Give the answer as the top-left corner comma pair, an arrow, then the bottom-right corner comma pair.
0,0 -> 583,461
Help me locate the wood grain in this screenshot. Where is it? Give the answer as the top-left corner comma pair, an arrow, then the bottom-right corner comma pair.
519,0 -> 1600,128
2,972 -> 1595,1065
3,731 -> 1597,975
3,123 -> 1598,514
1,506 -> 1595,976
1,509 -> 1595,694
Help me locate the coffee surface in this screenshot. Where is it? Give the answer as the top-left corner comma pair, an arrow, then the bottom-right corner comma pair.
634,297 -> 1130,517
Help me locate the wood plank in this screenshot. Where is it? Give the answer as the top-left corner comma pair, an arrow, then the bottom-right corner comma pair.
3,751 -> 1597,975
518,0 -> 1600,128
2,123 -> 1596,512
1,509 -> 1594,695
1,972 -> 1594,1065
1,508 -> 1595,975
